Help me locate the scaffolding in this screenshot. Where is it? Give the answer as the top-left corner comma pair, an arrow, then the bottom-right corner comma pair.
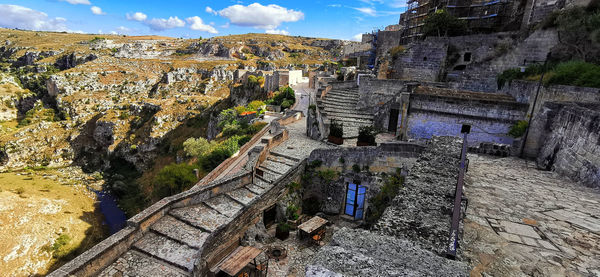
399,0 -> 512,43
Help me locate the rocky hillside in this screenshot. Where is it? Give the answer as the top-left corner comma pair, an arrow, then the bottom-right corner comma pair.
0,29 -> 342,173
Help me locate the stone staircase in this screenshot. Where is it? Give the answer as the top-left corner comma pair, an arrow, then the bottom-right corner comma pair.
97,152 -> 301,276
320,88 -> 374,138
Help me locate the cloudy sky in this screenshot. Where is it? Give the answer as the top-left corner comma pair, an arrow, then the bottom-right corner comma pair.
0,0 -> 406,40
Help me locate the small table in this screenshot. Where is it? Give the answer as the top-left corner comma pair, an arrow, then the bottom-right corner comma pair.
297,216 -> 328,240
219,246 -> 265,276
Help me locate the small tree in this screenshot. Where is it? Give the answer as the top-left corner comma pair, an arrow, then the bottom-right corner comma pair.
183,137 -> 215,157
422,10 -> 467,37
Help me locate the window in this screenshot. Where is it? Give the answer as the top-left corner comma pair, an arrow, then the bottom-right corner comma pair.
464,52 -> 472,62
345,183 -> 366,220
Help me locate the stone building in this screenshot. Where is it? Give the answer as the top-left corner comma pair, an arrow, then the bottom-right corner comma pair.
264,70 -> 303,92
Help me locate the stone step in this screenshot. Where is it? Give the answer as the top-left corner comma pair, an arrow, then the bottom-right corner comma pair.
323,107 -> 373,118
323,112 -> 374,121
262,159 -> 292,174
327,90 -> 359,98
204,194 -> 244,218
99,249 -> 188,277
325,94 -> 359,103
150,215 -> 209,249
260,169 -> 282,183
258,165 -> 284,176
323,100 -> 358,109
226,187 -> 258,205
270,151 -> 301,162
132,232 -> 199,272
267,155 -> 296,167
245,183 -> 267,194
170,203 -> 232,233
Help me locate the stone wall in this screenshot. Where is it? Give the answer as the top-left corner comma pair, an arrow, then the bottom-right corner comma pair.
391,38 -> 448,82
448,29 -> 558,92
502,80 -> 600,157
535,103 -> 600,188
357,76 -> 407,111
373,136 -> 462,254
407,93 -> 528,146
375,30 -> 402,60
199,161 -> 306,275
48,171 -> 253,277
304,142 -> 423,215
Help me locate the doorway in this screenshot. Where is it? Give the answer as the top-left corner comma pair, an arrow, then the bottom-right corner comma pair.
344,183 -> 366,220
263,205 -> 277,228
388,109 -> 399,133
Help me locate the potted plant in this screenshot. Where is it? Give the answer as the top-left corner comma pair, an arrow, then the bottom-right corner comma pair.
275,222 -> 290,240
328,120 -> 344,145
357,126 -> 377,146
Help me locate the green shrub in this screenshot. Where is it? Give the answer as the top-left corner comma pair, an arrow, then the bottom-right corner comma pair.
508,120 -> 529,138
366,168 -> 404,225
247,100 -> 265,111
329,120 -> 344,138
352,164 -> 361,173
276,222 -> 290,233
287,181 -> 302,191
281,99 -> 293,109
545,61 -> 600,88
44,234 -> 72,259
339,157 -> 345,164
318,169 -> 338,182
309,159 -> 323,168
357,126 -> 376,145
286,204 -> 299,220
183,137 -> 216,157
153,163 -> 199,199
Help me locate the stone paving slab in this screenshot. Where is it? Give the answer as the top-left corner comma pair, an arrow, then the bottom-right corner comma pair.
226,187 -> 258,205
463,155 -> 600,277
150,215 -> 209,249
133,232 -> 199,271
203,194 -> 244,218
170,204 -> 231,232
98,250 -> 188,277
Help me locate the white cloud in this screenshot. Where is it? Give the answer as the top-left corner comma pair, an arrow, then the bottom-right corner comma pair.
59,0 -> 91,5
328,4 -> 342,7
0,4 -> 69,32
91,6 -> 105,15
186,16 -> 218,33
220,22 -> 230,28
114,26 -> 131,34
266,29 -> 289,35
352,33 -> 363,41
219,3 -> 304,29
205,6 -> 217,15
354,7 -> 377,16
389,0 -> 408,8
126,12 -> 147,22
146,16 -> 185,31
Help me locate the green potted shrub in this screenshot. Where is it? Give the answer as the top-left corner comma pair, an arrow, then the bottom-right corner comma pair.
357,126 -> 376,146
328,119 -> 344,145
276,222 -> 290,240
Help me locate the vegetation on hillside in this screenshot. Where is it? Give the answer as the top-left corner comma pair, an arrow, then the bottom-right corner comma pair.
265,86 -> 296,109
497,61 -> 600,89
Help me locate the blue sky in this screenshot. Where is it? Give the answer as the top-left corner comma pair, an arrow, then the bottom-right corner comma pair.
0,0 -> 406,40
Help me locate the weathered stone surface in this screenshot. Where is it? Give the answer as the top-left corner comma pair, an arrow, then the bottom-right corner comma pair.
373,136 -> 462,254
203,194 -> 244,217
463,154 -> 600,277
307,228 -> 469,276
150,215 -> 209,249
170,204 -> 232,232
98,250 -> 187,277
133,232 -> 199,271
226,187 -> 258,205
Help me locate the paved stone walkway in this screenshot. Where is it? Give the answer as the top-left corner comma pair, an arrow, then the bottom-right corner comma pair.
463,155 -> 600,277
